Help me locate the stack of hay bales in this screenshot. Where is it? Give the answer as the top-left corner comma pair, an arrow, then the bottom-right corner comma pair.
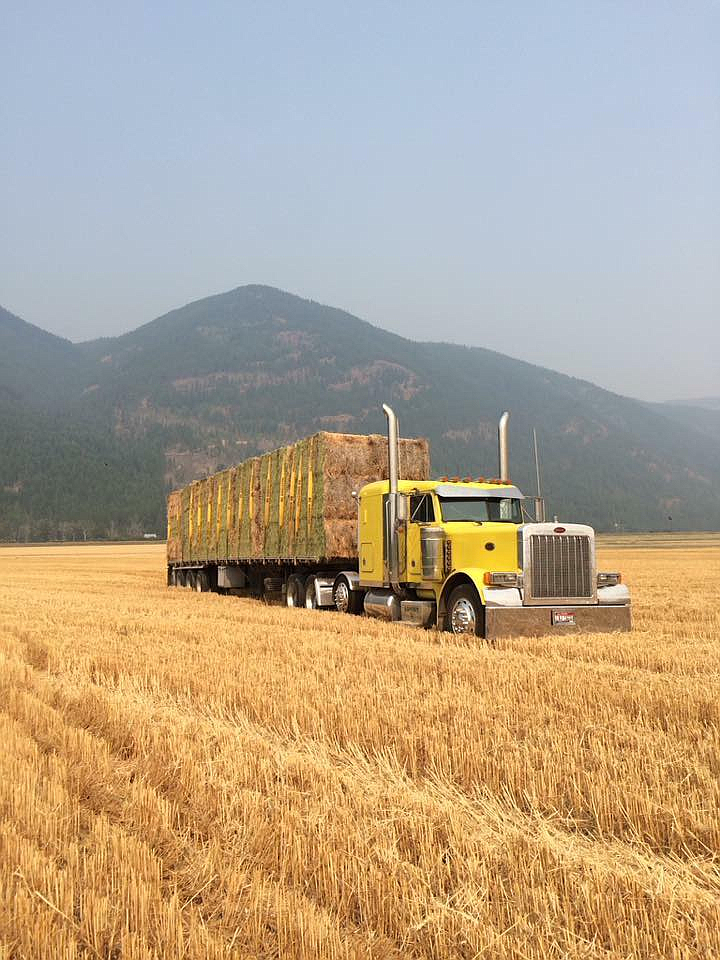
170,431 -> 429,565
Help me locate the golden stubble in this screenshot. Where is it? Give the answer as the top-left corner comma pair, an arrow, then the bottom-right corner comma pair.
1,540 -> 719,958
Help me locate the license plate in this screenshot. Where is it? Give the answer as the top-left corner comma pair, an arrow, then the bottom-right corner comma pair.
552,610 -> 576,626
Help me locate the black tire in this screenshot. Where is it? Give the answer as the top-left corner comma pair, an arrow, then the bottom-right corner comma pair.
195,570 -> 209,593
445,584 -> 485,637
286,574 -> 306,607
304,576 -> 319,609
332,576 -> 364,615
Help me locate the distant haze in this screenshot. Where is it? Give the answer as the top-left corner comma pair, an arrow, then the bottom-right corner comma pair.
2,1 -> 718,401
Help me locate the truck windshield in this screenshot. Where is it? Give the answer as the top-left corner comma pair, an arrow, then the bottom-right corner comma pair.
438,497 -> 522,523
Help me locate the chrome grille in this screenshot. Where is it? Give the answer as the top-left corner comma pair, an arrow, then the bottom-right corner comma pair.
528,534 -> 592,600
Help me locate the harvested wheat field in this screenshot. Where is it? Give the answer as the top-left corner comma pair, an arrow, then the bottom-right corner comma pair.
1,539 -> 720,959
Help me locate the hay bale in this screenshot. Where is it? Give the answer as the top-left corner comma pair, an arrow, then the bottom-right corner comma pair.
235,459 -> 251,557
180,486 -> 191,562
324,519 -> 358,559
249,457 -> 264,557
198,477 -> 209,561
226,467 -> 239,560
167,491 -> 182,562
215,468 -> 233,562
188,481 -> 202,562
206,476 -> 215,561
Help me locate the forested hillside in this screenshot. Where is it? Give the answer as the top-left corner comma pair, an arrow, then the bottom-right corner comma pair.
2,287 -> 720,539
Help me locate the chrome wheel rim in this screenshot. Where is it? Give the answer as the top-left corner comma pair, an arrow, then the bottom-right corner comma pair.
451,598 -> 476,635
286,582 -> 297,607
334,581 -> 350,613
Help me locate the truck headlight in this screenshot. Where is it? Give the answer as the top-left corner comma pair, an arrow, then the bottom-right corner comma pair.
597,572 -> 622,587
483,572 -> 523,587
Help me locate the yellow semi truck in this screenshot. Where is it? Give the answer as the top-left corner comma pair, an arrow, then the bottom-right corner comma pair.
167,404 -> 631,639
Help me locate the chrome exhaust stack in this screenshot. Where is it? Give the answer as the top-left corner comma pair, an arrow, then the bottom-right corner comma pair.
382,403 -> 403,591
498,411 -> 510,482
383,403 -> 399,498
532,427 -> 546,522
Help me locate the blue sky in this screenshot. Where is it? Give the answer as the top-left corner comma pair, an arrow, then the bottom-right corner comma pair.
2,1 -> 718,400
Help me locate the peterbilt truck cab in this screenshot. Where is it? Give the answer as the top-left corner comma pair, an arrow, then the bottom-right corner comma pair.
331,405 -> 631,639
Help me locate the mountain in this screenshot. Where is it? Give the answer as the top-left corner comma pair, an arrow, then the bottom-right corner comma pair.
2,284 -> 719,539
671,397 -> 720,411
648,401 -> 720,445
0,306 -> 85,408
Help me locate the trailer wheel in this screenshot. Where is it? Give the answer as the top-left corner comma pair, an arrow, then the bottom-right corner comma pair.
286,575 -> 306,607
446,585 -> 485,637
304,576 -> 319,609
195,571 -> 209,593
332,576 -> 364,615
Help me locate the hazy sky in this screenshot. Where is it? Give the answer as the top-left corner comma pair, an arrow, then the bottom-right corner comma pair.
2,1 -> 718,401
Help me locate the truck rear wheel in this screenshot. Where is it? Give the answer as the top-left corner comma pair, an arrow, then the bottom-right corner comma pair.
286,574 -> 306,607
446,585 -> 485,637
333,576 -> 364,615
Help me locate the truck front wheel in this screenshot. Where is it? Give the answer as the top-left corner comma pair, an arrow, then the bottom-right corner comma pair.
446,585 -> 485,637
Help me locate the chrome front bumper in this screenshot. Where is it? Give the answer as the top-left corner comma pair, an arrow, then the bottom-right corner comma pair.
485,603 -> 632,640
